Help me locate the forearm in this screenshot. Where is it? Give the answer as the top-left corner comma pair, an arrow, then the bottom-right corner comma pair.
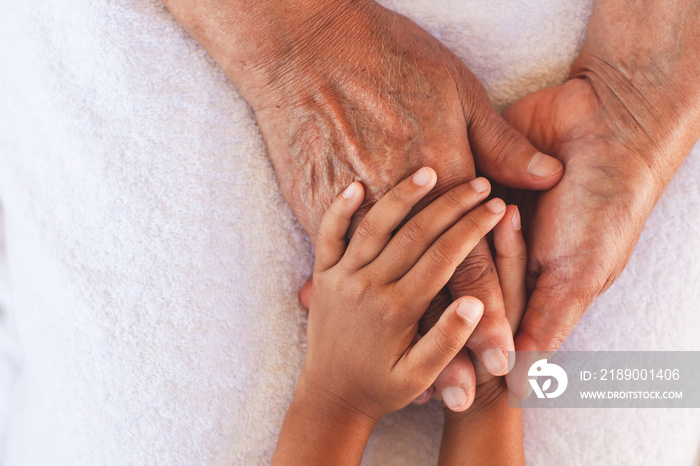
162,0 -> 371,108
572,0 -> 700,188
272,379 -> 376,465
438,382 -> 524,466
161,0 -> 407,236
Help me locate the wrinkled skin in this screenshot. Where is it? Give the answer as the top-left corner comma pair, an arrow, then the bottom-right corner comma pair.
503,79 -> 658,352
240,0 -> 563,403
248,2 -> 561,234
501,0 -> 700,360
163,0 -> 700,406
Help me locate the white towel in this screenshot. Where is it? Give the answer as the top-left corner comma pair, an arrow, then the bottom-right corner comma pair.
0,0 -> 697,464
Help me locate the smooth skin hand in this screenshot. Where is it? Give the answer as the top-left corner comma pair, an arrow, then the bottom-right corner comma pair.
272,168 -> 508,465
438,204 -> 527,466
162,0 -> 564,407
499,0 -> 700,389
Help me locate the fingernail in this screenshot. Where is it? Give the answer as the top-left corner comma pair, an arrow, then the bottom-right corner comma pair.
485,198 -> 505,213
527,152 -> 562,178
511,207 -> 521,231
482,348 -> 509,375
469,177 -> 489,193
342,182 -> 357,199
456,299 -> 483,324
441,387 -> 467,411
412,168 -> 431,186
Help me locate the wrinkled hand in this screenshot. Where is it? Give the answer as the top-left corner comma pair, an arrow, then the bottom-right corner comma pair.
164,0 -> 563,408
242,1 -> 562,406
500,0 -> 700,368
502,78 -> 661,353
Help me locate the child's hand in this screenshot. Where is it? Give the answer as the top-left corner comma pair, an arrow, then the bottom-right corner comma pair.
300,167 -> 507,422
438,205 -> 528,466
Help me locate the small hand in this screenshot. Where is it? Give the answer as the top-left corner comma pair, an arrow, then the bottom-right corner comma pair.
275,168 -> 510,464
301,168 -> 507,420
437,205 -> 528,466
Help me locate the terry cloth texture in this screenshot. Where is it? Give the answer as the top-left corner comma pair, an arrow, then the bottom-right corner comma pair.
0,0 -> 698,464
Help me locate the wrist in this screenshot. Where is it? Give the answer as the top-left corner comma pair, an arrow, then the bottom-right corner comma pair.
221,0 -> 379,110
568,64 -> 696,191
439,378 -> 524,466
163,0 -> 378,108
559,75 -> 684,201
272,376 -> 377,465
570,0 -> 700,191
293,374 -> 379,435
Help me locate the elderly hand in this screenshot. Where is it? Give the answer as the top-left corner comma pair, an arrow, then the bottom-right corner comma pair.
501,0 -> 700,373
163,0 -> 564,409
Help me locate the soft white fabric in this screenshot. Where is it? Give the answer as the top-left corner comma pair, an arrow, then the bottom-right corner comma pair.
0,0 -> 698,464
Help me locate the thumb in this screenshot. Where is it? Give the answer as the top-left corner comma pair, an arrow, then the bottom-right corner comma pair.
400,298 -> 483,393
508,271 -> 596,398
467,94 -> 563,189
516,270 -> 596,352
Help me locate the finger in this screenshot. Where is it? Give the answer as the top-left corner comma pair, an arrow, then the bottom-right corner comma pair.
314,182 -> 365,272
397,199 -> 506,313
448,239 -> 515,376
344,167 -> 437,269
399,298 -> 483,411
507,270 -> 596,398
493,205 -> 527,332
299,279 -> 312,309
372,178 -> 491,281
432,349 -> 477,412
515,269 -> 595,352
505,334 -> 540,400
465,76 -> 563,189
415,289 -> 478,407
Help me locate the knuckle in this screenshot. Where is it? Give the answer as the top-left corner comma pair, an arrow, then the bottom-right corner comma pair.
488,127 -> 522,166
540,262 -> 606,302
517,248 -> 528,263
434,325 -> 464,356
398,219 -> 427,248
522,325 -> 568,352
544,332 -> 568,351
353,215 -> 378,242
495,243 -> 527,262
346,276 -> 374,308
443,188 -> 465,210
450,251 -> 494,289
464,211 -> 484,231
429,238 -> 459,266
377,302 -> 400,327
388,183 -> 407,204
